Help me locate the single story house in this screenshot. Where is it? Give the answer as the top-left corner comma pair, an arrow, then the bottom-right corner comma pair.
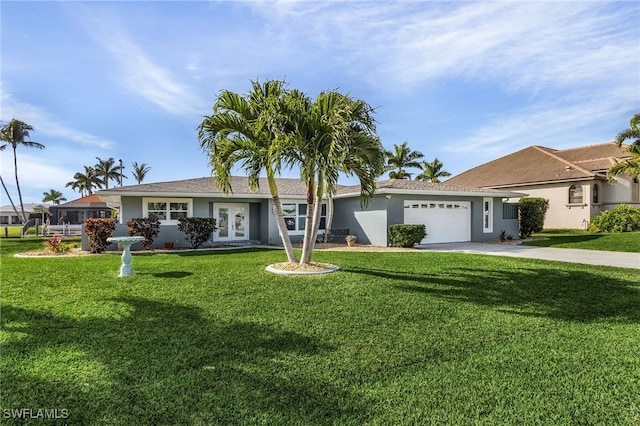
0,203 -> 50,225
48,194 -> 113,225
446,142 -> 638,230
95,176 -> 525,249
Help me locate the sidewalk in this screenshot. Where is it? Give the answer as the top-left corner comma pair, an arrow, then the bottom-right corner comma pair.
417,242 -> 640,269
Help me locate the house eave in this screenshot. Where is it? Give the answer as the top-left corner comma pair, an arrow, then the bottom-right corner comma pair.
336,188 -> 528,199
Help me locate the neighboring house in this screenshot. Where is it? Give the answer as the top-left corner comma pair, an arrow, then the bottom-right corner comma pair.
446,142 -> 638,229
48,194 -> 113,225
95,176 -> 524,249
0,203 -> 50,225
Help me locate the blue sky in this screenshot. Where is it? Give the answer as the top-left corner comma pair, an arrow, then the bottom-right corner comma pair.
2,1 -> 639,204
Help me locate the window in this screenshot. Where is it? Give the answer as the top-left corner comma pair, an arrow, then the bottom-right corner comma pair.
569,184 -> 583,204
503,203 -> 518,220
483,197 -> 493,233
592,184 -> 599,204
281,202 -> 326,232
143,198 -> 191,223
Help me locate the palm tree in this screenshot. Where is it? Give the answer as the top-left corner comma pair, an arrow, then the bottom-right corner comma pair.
384,141 -> 424,180
42,189 -> 67,205
131,162 -> 151,184
94,157 -> 125,189
608,113 -> 640,181
66,166 -> 101,196
198,79 -> 299,263
0,119 -> 45,223
415,158 -> 451,183
284,89 -> 385,264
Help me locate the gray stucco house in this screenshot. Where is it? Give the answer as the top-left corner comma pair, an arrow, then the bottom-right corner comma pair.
95,176 -> 525,249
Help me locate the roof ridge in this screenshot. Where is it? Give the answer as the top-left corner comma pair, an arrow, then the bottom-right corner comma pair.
532,146 -> 595,177
556,141 -> 617,152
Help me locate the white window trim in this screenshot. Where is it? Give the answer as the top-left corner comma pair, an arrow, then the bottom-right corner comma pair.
142,198 -> 193,224
483,197 -> 493,233
278,201 -> 326,234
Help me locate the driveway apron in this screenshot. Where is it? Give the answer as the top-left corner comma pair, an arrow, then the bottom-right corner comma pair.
417,242 -> 640,269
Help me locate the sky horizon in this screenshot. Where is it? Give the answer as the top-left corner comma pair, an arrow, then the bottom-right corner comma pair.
1,1 -> 639,205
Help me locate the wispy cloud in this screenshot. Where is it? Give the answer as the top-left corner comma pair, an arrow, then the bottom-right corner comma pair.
76,7 -> 206,120
1,86 -> 115,149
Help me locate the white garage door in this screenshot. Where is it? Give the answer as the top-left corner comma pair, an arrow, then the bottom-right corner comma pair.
403,200 -> 471,244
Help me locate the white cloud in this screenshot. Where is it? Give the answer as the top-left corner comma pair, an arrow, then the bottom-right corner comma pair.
77,9 -> 206,120
1,87 -> 115,150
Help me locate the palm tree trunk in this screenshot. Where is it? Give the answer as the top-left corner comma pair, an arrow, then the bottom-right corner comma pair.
301,195 -> 323,264
299,182 -> 316,264
267,172 -> 298,263
323,196 -> 334,243
12,146 -> 26,223
272,195 -> 298,263
0,174 -> 22,222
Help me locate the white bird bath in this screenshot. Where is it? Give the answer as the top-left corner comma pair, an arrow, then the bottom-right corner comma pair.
107,236 -> 145,277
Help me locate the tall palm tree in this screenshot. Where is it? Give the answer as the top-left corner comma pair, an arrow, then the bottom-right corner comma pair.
608,113 -> 640,181
415,158 -> 451,183
131,162 -> 151,184
198,79 -> 299,263
384,141 -> 424,180
0,119 -> 45,223
66,166 -> 101,196
284,89 -> 385,264
94,157 -> 124,189
42,189 -> 67,205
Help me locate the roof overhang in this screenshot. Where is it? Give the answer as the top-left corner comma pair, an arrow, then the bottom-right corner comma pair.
336,187 -> 528,199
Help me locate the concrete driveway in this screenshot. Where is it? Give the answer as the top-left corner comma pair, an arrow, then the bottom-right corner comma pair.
417,242 -> 640,269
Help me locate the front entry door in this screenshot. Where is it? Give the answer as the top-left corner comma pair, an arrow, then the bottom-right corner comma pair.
214,203 -> 249,241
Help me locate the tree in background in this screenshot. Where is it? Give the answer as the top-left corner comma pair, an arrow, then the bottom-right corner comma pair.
66,166 -> 100,196
0,119 -> 45,223
415,158 -> 451,183
607,113 -> 640,181
131,162 -> 151,184
42,189 -> 67,205
94,157 -> 125,189
384,141 -> 424,180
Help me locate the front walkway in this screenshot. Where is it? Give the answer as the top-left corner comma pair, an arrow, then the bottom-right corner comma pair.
417,242 -> 640,269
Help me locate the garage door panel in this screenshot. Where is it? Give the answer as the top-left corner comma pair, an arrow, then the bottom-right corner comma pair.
404,200 -> 470,244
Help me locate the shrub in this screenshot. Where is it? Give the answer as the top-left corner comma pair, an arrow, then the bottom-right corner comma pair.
589,204 -> 640,232
127,218 -> 161,250
84,218 -> 116,253
518,197 -> 549,238
45,235 -> 70,254
177,217 -> 217,249
388,224 -> 426,248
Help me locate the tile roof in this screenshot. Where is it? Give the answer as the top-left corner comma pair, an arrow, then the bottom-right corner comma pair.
446,142 -> 630,188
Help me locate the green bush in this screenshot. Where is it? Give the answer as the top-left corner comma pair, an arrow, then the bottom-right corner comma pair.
178,217 -> 217,249
388,224 -> 426,248
84,218 -> 116,253
519,198 -> 549,238
127,218 -> 161,249
589,204 -> 640,232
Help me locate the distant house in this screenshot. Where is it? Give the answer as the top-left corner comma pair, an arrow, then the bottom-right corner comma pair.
0,203 -> 50,225
96,176 -> 524,249
446,142 -> 638,229
48,194 -> 112,225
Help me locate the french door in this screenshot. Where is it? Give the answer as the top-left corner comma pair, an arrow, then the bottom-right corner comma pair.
214,203 -> 249,241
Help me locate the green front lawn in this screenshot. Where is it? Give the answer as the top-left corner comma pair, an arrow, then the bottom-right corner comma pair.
522,230 -> 640,252
2,239 -> 639,425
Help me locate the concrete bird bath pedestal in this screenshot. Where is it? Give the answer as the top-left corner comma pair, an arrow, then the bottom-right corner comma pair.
107,236 -> 145,277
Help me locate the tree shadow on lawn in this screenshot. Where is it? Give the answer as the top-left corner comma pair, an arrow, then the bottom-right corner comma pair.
343,263 -> 640,323
523,233 -> 603,247
1,298 -> 363,424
